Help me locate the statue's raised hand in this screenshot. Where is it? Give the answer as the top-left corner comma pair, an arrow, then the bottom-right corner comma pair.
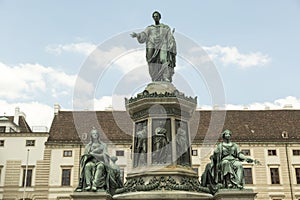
130,32 -> 138,38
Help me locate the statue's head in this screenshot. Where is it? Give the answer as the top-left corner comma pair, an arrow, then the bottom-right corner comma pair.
222,129 -> 232,139
90,127 -> 100,140
152,11 -> 161,21
111,155 -> 118,163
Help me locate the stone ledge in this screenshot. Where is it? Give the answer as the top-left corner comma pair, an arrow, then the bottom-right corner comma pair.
113,190 -> 213,200
214,189 -> 257,200
70,192 -> 112,200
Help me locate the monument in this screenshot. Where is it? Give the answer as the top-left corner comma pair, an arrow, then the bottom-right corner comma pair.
114,11 -> 211,200
71,128 -> 123,200
200,130 -> 260,200
72,11 -> 259,200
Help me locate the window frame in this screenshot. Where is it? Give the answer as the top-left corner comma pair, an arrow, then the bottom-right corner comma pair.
270,167 -> 280,184
61,168 -> 71,186
25,140 -> 35,147
116,150 -> 125,157
293,150 -> 300,156
191,149 -> 198,156
295,167 -> 300,184
0,126 -> 5,133
241,149 -> 251,156
244,167 -> 253,184
63,150 -> 73,157
0,140 -> 4,147
268,149 -> 277,156
21,167 -> 34,187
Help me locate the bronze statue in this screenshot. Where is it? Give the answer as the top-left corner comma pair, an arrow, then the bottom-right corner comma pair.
75,128 -> 123,194
131,11 -> 176,82
176,121 -> 190,166
106,156 -> 124,195
153,121 -> 169,164
135,123 -> 147,167
201,130 -> 260,194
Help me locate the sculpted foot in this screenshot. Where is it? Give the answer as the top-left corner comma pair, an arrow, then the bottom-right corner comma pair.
84,185 -> 91,191
91,186 -> 97,192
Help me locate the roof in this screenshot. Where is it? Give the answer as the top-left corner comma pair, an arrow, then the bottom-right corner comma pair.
47,111 -> 133,144
47,110 -> 300,145
0,115 -> 32,133
190,110 -> 300,143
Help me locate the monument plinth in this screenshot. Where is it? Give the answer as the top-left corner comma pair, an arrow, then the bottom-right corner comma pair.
213,189 -> 257,200
71,191 -> 112,200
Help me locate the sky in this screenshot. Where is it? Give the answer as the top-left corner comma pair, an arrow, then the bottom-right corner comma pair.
0,0 -> 300,129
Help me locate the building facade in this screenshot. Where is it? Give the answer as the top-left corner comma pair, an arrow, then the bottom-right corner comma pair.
1,106 -> 300,200
0,108 -> 48,200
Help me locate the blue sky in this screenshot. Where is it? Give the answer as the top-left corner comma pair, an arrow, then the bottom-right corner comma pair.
0,1 -> 300,128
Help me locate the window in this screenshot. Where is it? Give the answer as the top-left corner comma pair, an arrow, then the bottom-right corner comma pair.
0,140 -> 4,147
0,126 -> 5,133
0,166 -> 2,185
244,168 -> 253,184
22,169 -> 32,187
270,168 -> 280,184
192,149 -> 198,156
116,150 -> 124,156
9,127 -> 16,132
26,140 -> 35,147
268,149 -> 277,156
241,149 -> 251,156
192,167 -> 199,175
293,150 -> 300,156
296,168 -> 300,184
63,150 -> 72,157
61,169 -> 71,186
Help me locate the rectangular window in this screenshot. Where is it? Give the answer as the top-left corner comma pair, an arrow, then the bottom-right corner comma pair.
61,169 -> 71,186
270,168 -> 280,184
22,169 -> 32,187
293,150 -> 300,156
193,167 -> 199,175
0,126 -> 5,133
0,167 -> 2,185
0,140 -> 4,147
116,150 -> 124,156
244,168 -> 253,184
63,150 -> 72,157
268,149 -> 277,156
192,149 -> 198,156
241,149 -> 251,156
296,168 -> 300,184
26,140 -> 35,147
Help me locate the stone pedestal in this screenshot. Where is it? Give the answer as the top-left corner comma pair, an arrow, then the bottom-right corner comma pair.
125,82 -> 197,169
213,189 -> 257,200
71,192 -> 112,200
114,191 -> 213,200
121,82 -> 202,196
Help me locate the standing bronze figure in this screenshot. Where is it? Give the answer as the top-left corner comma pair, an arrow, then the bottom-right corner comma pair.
131,11 -> 177,82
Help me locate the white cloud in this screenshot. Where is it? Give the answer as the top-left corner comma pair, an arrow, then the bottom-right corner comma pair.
0,100 -> 54,129
94,95 -> 126,111
114,50 -> 147,73
203,45 -> 271,68
46,42 -> 97,56
46,42 -> 143,74
199,96 -> 300,110
0,62 -> 76,100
